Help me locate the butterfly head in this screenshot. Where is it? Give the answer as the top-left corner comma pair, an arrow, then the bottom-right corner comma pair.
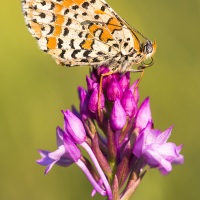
142,40 -> 157,59
136,39 -> 156,68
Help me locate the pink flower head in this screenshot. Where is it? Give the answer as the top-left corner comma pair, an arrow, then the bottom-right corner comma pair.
133,122 -> 184,175
37,66 -> 184,200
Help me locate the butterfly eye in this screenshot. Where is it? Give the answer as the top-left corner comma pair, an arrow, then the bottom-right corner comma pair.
144,40 -> 153,54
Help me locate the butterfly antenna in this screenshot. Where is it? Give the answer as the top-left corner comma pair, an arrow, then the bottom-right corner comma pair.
130,25 -> 149,41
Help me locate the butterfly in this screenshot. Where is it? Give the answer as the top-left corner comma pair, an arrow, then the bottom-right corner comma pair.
21,0 -> 156,73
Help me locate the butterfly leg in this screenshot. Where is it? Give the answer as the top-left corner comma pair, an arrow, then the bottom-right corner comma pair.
98,71 -> 113,120
128,68 -> 145,98
128,58 -> 154,95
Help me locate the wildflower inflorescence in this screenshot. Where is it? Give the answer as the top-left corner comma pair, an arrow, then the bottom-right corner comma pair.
37,66 -> 184,200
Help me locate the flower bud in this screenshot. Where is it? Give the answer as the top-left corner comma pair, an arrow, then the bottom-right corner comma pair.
110,99 -> 126,131
63,109 -> 86,144
130,80 -> 139,103
107,78 -> 123,101
121,89 -> 136,117
134,97 -> 152,131
78,86 -> 90,118
119,72 -> 130,92
86,76 -> 98,94
89,86 -> 105,113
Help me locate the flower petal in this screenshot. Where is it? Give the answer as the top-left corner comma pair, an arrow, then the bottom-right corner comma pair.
135,97 -> 152,131
63,134 -> 81,162
130,79 -> 139,103
118,72 -> 130,92
144,147 -> 172,173
110,99 -> 126,131
63,109 -> 86,144
56,127 -> 64,147
88,86 -> 105,113
78,86 -> 90,118
155,126 -> 173,144
121,89 -> 136,117
37,150 -> 54,166
107,78 -> 123,101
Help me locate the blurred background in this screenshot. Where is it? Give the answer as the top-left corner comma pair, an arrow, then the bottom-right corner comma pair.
0,0 -> 199,200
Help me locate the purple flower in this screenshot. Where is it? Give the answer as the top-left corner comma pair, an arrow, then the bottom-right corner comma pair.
37,66 -> 184,200
37,127 -> 80,174
37,127 -> 108,196
133,122 -> 184,175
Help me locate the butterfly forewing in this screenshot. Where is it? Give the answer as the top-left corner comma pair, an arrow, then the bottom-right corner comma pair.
22,0 -> 154,72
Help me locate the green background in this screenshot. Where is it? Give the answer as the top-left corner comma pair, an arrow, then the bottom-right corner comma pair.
0,0 -> 199,199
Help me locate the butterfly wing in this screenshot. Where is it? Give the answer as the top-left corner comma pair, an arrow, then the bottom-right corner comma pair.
22,0 -> 138,68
